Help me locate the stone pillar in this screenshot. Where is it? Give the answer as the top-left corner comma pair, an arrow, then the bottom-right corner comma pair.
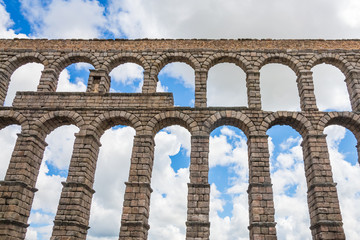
119,135 -> 155,240
0,69 -> 10,105
356,143 -> 360,165
186,135 -> 210,240
195,70 -> 208,108
87,69 -> 111,93
142,69 -> 157,93
37,68 -> 58,92
247,135 -> 277,240
51,133 -> 101,240
296,70 -> 318,111
301,134 -> 345,240
345,70 -> 360,112
246,70 -> 262,110
0,133 -> 47,239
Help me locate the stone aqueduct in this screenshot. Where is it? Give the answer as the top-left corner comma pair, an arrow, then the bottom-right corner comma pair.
0,39 -> 359,240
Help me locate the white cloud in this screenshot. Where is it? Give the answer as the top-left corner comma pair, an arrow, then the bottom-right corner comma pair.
260,64 -> 300,111
0,1 -> 27,38
0,125 -> 21,179
56,69 -> 87,92
20,0 -> 106,38
324,125 -> 360,240
88,126 -> 135,239
5,63 -> 44,106
207,63 -> 247,107
159,63 -> 195,89
312,64 -> 351,111
109,63 -> 144,92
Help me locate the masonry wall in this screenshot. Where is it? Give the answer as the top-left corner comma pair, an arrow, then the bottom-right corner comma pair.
0,39 -> 360,240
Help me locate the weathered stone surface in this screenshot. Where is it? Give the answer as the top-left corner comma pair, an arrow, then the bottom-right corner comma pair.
0,38 -> 358,239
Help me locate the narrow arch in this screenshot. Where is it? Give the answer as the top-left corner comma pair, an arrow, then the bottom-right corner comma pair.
260,112 -> 314,138
146,111 -> 199,137
204,111 -> 255,137
0,110 -> 27,130
203,53 -> 250,73
89,111 -> 142,139
52,53 -> 100,77
34,111 -> 85,139
153,53 -> 200,77
103,53 -> 150,73
256,54 -> 303,76
3,52 -> 47,77
308,54 -> 354,77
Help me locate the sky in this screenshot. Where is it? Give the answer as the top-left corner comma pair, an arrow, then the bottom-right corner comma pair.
0,0 -> 360,240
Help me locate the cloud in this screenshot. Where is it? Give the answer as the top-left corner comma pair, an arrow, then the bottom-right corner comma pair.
159,63 -> 195,89
107,0 -> 360,39
0,1 -> 27,38
20,0 -> 106,38
207,63 -> 247,107
0,125 -> 21,179
56,69 -> 87,92
4,63 -> 43,106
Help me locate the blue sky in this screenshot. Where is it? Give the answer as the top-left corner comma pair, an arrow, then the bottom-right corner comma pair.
1,0 -> 360,240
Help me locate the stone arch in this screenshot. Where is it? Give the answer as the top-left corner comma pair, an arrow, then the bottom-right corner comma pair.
51,52 -> 100,77
0,110 -> 28,131
203,52 -> 251,72
152,52 -> 200,77
102,52 -> 150,73
307,53 -> 355,76
1,52 -> 47,78
204,110 -> 255,137
146,111 -> 199,136
89,111 -> 142,139
318,112 -> 360,141
260,111 -> 315,138
33,110 -> 85,139
256,53 -> 303,76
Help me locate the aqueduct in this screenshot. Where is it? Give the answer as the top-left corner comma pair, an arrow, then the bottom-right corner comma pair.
0,39 -> 360,239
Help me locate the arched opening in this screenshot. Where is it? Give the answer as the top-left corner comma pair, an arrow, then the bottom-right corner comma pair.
56,63 -> 94,92
267,125 -> 311,239
312,64 -> 351,111
260,64 -> 300,111
25,125 -> 79,240
207,63 -> 247,107
109,63 -> 144,92
87,125 -> 135,239
157,63 -> 195,107
0,124 -> 21,179
324,125 -> 360,239
5,63 -> 44,106
209,126 -> 248,239
148,125 -> 191,239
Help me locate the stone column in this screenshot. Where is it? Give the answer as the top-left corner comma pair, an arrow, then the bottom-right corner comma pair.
186,135 -> 210,240
247,135 -> 277,240
0,133 -> 47,239
296,70 -> 318,111
301,134 -> 345,240
194,70 -> 208,108
51,133 -> 101,240
119,135 -> 155,240
246,70 -> 262,110
142,69 -> 157,93
345,70 -> 360,112
0,69 -> 10,105
87,69 -> 111,93
356,143 -> 360,165
37,68 -> 58,92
